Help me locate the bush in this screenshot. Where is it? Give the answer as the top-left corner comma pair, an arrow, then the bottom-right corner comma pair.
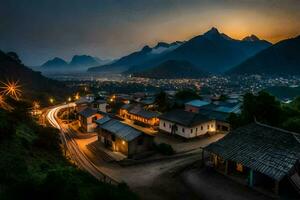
154,143 -> 175,155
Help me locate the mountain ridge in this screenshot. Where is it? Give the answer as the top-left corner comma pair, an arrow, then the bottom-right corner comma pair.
227,35 -> 300,75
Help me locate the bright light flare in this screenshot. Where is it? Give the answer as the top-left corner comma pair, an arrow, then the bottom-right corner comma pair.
0,80 -> 22,100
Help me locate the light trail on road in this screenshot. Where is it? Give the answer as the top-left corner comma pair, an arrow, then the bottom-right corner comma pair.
46,103 -> 119,184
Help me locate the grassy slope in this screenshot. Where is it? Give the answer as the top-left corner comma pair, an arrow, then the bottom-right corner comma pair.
0,100 -> 137,200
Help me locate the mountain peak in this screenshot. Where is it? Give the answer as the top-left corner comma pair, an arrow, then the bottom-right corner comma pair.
154,42 -> 169,48
205,27 -> 220,35
242,34 -> 260,42
141,45 -> 152,52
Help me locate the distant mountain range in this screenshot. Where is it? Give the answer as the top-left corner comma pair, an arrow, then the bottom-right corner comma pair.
39,55 -> 111,73
88,27 -> 272,74
0,50 -> 70,102
88,41 -> 184,73
227,35 -> 300,75
132,60 -> 207,79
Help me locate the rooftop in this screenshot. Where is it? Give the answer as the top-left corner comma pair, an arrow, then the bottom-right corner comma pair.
121,104 -> 160,119
78,107 -> 98,118
205,123 -> 300,181
100,119 -> 143,142
159,109 -> 210,126
95,116 -> 111,125
185,99 -> 210,108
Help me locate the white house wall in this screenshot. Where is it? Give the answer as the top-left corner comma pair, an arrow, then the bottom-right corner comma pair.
159,119 -> 217,138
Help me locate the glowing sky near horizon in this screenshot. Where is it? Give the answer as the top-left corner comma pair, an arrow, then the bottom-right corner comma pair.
0,0 -> 299,65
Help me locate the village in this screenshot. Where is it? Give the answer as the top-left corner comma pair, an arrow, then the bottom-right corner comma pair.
40,89 -> 300,200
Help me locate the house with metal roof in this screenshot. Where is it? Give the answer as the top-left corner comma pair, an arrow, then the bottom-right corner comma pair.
78,107 -> 103,133
158,109 -> 230,138
97,119 -> 154,158
185,100 -> 210,113
204,122 -> 300,195
119,104 -> 160,127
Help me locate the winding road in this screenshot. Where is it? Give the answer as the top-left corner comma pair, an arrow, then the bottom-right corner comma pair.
46,104 -> 119,184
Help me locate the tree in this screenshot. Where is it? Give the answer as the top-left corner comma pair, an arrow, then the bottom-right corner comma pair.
175,89 -> 201,102
154,91 -> 170,112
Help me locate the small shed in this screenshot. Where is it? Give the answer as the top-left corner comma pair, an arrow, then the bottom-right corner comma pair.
97,119 -> 153,158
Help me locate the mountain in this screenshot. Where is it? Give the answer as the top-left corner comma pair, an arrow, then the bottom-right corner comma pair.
69,55 -> 99,67
87,41 -> 184,73
132,60 -> 207,79
39,55 -> 110,73
42,57 -> 68,68
88,27 -> 271,74
126,27 -> 272,74
0,50 -> 70,102
227,35 -> 300,75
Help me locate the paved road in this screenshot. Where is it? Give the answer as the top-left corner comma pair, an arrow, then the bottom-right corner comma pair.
46,104 -> 119,184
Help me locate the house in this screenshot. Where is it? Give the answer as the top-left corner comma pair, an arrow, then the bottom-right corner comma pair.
97,119 -> 154,158
204,123 -> 300,195
119,104 -> 160,127
93,99 -> 108,113
185,100 -> 210,113
158,109 -> 230,138
75,97 -> 94,113
78,107 -> 103,132
185,99 -> 241,114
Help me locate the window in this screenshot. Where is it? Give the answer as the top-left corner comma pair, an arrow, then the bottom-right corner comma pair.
207,125 -> 209,129
191,129 -> 193,133
196,128 -> 198,132
182,128 -> 185,133
201,126 -> 203,130
169,124 -> 171,129
163,122 -> 166,127
211,124 -> 213,128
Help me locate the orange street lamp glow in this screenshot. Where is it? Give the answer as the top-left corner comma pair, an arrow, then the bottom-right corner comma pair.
0,80 -> 22,100
49,98 -> 54,104
75,93 -> 80,100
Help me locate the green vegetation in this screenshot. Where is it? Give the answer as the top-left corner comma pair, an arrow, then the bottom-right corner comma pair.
263,86 -> 300,101
175,89 -> 201,102
154,143 -> 175,156
0,99 -> 137,200
154,91 -> 171,112
228,92 -> 300,133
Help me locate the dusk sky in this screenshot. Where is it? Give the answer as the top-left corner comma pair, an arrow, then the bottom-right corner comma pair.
1,0 -> 299,66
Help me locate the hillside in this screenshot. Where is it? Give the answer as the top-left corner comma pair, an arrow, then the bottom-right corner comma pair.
228,35 -> 300,75
263,86 -> 300,101
89,27 -> 271,74
0,100 -> 137,199
0,50 -> 70,103
132,60 -> 207,79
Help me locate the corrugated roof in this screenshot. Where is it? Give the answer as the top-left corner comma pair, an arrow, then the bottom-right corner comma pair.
100,119 -> 142,141
78,107 -> 98,118
121,104 -> 160,119
185,100 -> 210,107
159,109 -> 210,126
95,116 -> 111,125
205,123 -> 300,181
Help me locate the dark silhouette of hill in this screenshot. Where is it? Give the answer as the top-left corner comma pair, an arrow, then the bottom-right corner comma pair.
227,35 -> 300,75
132,60 -> 207,79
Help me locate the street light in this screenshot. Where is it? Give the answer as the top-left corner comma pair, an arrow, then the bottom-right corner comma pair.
68,97 -> 72,102
49,98 -> 54,104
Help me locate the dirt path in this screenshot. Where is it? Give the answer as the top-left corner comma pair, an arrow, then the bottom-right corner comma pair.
181,166 -> 273,200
